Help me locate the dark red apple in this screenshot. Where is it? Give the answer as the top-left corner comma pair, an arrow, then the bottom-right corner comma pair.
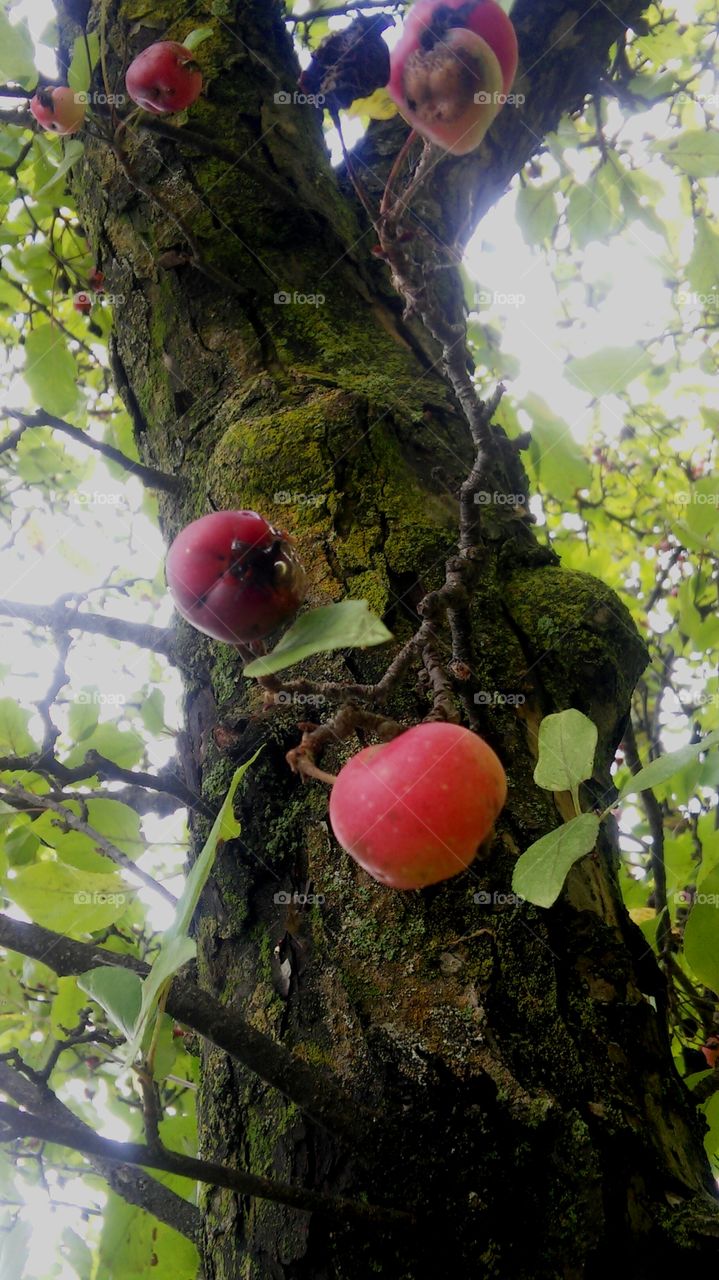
329,722 -> 507,889
388,0 -> 518,155
166,510 -> 306,644
125,41 -> 203,114
30,87 -> 86,135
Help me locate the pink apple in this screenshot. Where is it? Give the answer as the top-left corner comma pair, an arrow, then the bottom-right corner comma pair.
329,722 -> 507,889
30,87 -> 86,135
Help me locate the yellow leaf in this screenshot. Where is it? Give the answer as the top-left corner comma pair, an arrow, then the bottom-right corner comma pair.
344,88 -> 398,121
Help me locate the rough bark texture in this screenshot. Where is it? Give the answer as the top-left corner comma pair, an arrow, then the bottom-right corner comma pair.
57,0 -> 719,1276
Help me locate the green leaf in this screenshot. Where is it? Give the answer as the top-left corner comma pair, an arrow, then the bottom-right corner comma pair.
0,698 -> 35,755
684,866 -> 719,994
183,26 -> 213,51
23,324 -> 80,417
534,710 -> 598,810
67,32 -> 100,93
515,181 -> 559,246
566,346 -> 652,397
61,1226 -> 93,1280
686,217 -> 719,295
244,600 -> 392,677
6,862 -> 131,934
77,965 -> 142,1038
616,730 -> 719,804
653,131 -> 719,179
35,138 -> 84,197
0,1219 -> 30,1280
566,167 -> 621,248
97,1191 -> 199,1280
124,755 -> 259,1066
0,10 -> 36,87
63,722 -> 144,770
525,394 -> 592,500
512,812 -> 601,908
50,975 -> 88,1039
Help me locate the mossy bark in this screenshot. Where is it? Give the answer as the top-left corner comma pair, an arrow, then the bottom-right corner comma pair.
59,1 -> 719,1275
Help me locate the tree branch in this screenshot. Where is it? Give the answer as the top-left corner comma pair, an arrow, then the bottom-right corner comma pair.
0,1101 -> 412,1227
0,598 -> 176,659
0,1060 -> 201,1242
0,409 -> 181,493
0,751 -> 216,821
0,915 -> 380,1152
0,784 -> 178,907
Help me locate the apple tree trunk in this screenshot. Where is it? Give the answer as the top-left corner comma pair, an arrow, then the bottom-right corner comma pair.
56,0 -> 719,1276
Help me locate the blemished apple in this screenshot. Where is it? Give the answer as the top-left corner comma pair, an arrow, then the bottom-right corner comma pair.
166,509 -> 306,644
329,721 -> 507,889
29,87 -> 86,135
388,0 -> 518,155
125,41 -> 203,114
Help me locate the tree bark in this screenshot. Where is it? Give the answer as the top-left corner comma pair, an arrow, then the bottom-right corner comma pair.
55,1 -> 719,1275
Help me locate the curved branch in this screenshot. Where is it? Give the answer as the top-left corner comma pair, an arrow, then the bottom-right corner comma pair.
1,409 -> 181,493
0,914 -> 381,1152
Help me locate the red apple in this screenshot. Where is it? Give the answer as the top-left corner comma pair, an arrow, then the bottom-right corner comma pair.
388,0 -> 518,155
29,87 -> 86,135
125,41 -> 203,114
329,722 -> 507,889
166,510 -> 306,644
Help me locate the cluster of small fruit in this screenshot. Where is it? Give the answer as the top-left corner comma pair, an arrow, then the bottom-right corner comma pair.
166,510 -> 507,891
29,40 -> 202,134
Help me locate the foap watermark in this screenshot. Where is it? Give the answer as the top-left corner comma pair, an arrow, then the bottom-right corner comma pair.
274,90 -> 325,107
274,490 -> 325,508
271,690 -> 326,709
474,691 -> 526,707
72,490 -> 127,506
677,290 -> 719,309
74,90 -> 127,106
274,289 -> 325,307
73,291 -> 126,308
274,890 -> 325,905
75,690 -> 126,707
475,289 -> 526,309
74,890 -> 127,906
675,890 -> 719,907
675,491 -> 719,506
474,490 -> 527,507
474,90 -> 525,106
474,890 -> 522,906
